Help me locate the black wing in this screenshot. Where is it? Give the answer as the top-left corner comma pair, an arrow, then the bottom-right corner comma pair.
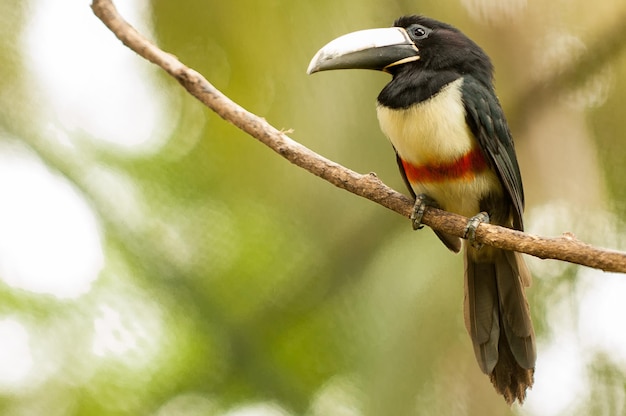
461,76 -> 525,231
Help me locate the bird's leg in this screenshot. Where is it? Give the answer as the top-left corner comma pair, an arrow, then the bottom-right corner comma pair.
464,212 -> 490,249
411,193 -> 439,230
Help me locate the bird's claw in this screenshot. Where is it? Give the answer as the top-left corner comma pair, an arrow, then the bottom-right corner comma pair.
410,194 -> 438,230
464,212 -> 490,249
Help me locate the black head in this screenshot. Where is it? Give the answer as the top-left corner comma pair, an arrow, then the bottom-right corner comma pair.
391,15 -> 494,86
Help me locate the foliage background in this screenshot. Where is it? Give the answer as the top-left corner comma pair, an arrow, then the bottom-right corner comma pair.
1,0 -> 626,415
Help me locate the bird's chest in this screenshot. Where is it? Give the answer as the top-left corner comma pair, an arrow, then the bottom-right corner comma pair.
376,78 -> 500,216
377,78 -> 474,166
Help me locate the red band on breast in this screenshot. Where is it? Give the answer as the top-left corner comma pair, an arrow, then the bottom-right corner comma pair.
401,148 -> 489,183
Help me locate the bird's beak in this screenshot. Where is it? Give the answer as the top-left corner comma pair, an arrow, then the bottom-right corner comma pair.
307,27 -> 419,74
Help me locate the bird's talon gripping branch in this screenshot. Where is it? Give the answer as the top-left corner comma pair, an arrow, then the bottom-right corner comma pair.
464,211 -> 490,249
410,193 -> 438,230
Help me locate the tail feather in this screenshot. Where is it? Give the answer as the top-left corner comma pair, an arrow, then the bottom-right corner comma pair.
489,323 -> 535,404
464,245 -> 536,404
497,251 -> 536,369
464,258 -> 499,373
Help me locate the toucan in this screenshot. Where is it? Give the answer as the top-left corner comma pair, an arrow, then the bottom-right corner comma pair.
307,15 -> 535,404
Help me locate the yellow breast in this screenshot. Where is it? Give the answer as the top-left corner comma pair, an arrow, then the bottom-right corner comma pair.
377,78 -> 474,166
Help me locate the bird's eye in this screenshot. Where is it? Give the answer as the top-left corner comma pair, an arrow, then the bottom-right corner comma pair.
409,24 -> 430,40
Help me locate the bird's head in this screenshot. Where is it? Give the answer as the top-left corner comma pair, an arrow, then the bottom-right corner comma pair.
307,15 -> 493,86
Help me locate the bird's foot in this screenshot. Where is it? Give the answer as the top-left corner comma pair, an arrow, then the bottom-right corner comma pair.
411,194 -> 439,230
464,212 -> 490,249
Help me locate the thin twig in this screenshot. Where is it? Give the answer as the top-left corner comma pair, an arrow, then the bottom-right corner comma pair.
91,0 -> 626,274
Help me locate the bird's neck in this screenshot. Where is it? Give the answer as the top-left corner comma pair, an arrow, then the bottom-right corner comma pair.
377,68 -> 460,109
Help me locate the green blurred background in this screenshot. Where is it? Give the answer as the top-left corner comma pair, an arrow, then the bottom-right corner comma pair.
1,0 -> 626,415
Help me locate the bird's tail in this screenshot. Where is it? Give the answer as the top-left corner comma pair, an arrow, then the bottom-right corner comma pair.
463,245 -> 536,404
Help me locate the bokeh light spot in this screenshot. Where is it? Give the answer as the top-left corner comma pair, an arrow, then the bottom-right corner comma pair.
0,145 -> 103,298
0,318 -> 32,391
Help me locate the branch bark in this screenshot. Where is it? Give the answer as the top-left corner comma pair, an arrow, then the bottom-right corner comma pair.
91,0 -> 626,274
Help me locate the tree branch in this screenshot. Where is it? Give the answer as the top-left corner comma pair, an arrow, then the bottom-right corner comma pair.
91,0 -> 626,274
